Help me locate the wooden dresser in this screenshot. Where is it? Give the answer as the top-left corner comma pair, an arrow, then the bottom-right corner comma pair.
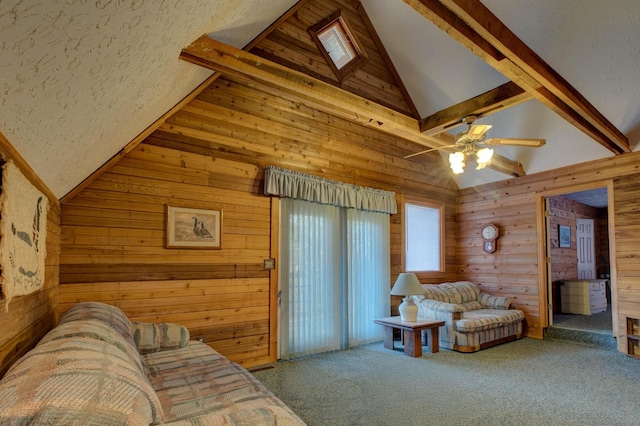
560,279 -> 608,315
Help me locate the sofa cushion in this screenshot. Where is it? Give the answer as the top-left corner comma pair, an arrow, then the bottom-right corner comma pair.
421,281 -> 481,304
455,309 -> 525,333
460,300 -> 484,311
59,301 -> 136,349
420,284 -> 452,302
165,405 -> 307,426
142,341 -> 303,424
479,292 -> 512,309
442,281 -> 480,303
132,321 -> 191,354
0,335 -> 165,425
39,318 -> 145,374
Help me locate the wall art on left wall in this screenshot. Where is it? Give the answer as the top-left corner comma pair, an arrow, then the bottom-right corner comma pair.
166,205 -> 222,249
0,160 -> 48,311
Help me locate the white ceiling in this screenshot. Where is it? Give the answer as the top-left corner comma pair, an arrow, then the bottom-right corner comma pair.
1,0 -> 639,199
0,0 -> 297,198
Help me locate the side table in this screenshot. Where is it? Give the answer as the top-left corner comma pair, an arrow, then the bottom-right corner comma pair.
374,316 -> 445,357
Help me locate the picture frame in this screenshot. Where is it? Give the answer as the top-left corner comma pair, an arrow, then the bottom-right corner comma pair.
558,224 -> 570,248
166,206 -> 222,249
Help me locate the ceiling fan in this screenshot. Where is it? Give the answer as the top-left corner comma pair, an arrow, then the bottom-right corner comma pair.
405,116 -> 546,174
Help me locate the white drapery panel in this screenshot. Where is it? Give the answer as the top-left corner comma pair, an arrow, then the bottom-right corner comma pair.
279,198 -> 390,360
264,165 -> 397,214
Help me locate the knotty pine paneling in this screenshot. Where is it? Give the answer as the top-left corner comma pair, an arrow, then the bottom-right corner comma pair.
614,173 -> 640,352
251,0 -> 419,117
59,146 -> 276,367
59,73 -> 457,367
458,153 -> 640,347
0,144 -> 61,376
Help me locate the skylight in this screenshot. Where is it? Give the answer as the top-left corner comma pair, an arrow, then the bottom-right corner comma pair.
309,11 -> 367,81
317,20 -> 357,70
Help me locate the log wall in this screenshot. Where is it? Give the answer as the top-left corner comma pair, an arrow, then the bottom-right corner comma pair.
0,134 -> 60,377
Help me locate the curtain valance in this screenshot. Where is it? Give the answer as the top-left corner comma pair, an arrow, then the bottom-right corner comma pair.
264,165 -> 397,214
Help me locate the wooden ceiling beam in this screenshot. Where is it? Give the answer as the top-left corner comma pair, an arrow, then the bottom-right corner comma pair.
181,36 -> 446,148
488,155 -> 526,177
420,81 -> 531,136
180,35 -> 524,176
404,0 -> 630,155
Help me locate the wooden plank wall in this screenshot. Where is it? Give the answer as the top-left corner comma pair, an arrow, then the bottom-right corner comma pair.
458,153 -> 640,347
0,133 -> 60,377
613,174 -> 640,351
58,70 -> 458,367
252,0 -> 419,118
59,149 -> 274,366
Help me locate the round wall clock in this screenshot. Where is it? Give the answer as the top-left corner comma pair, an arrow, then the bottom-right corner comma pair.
481,224 -> 499,253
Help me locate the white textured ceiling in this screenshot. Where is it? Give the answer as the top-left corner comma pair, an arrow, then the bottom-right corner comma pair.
1,0 -> 639,199
0,0 -> 297,198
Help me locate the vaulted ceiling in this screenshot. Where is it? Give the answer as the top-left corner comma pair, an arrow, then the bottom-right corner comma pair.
2,0 -> 639,199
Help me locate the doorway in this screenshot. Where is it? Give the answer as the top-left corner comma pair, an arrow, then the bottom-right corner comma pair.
541,185 -> 616,346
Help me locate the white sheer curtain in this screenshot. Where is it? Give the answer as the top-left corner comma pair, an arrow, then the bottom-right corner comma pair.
347,208 -> 389,346
279,198 -> 390,359
279,199 -> 342,359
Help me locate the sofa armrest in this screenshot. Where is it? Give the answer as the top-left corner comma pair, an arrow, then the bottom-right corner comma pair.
418,299 -> 464,323
478,292 -> 513,310
131,321 -> 190,354
420,299 -> 464,313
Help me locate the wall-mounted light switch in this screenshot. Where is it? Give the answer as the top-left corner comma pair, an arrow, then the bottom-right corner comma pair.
264,258 -> 276,270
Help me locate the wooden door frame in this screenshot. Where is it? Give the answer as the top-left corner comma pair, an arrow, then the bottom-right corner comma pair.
536,180 -> 617,336
269,197 -> 280,362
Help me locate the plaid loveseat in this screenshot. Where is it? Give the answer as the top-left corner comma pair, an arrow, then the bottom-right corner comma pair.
415,281 -> 524,352
0,301 -> 305,425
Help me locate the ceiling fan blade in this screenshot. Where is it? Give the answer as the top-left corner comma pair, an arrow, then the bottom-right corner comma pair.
404,144 -> 458,159
484,138 -> 546,147
468,124 -> 492,139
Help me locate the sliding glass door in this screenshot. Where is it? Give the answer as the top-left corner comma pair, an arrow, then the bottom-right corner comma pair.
279,198 -> 389,359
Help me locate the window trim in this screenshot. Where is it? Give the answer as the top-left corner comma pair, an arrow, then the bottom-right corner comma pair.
402,197 -> 445,273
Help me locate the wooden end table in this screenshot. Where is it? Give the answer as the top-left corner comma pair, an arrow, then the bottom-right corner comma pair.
374,316 -> 445,357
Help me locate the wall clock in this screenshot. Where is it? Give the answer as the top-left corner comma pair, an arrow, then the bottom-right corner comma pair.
481,223 -> 499,253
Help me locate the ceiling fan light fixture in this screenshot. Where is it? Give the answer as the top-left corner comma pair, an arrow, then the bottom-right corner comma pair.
449,151 -> 465,174
475,147 -> 494,170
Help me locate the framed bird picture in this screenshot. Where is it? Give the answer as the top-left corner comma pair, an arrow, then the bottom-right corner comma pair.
166,205 -> 222,249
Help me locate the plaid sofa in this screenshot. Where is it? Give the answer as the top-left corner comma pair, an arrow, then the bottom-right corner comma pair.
0,301 -> 305,425
415,281 -> 524,352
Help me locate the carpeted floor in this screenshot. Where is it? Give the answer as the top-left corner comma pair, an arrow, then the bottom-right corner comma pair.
253,338 -> 639,426
552,307 -> 613,333
548,307 -> 616,349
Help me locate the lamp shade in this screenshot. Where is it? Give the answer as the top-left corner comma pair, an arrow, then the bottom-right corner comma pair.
390,273 -> 424,296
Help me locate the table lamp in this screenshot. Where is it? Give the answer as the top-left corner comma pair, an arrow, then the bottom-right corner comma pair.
390,272 -> 425,322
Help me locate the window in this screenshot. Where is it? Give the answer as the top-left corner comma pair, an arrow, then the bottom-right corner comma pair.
405,201 -> 443,272
317,21 -> 357,70
309,11 -> 367,81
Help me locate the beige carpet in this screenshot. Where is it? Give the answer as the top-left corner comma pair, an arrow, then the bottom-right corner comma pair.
253,338 -> 639,426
